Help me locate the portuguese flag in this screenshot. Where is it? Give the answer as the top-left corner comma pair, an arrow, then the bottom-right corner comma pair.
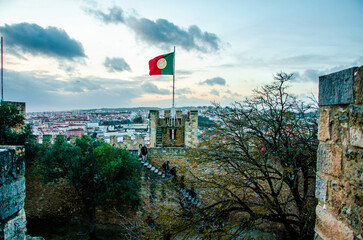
149,52 -> 174,75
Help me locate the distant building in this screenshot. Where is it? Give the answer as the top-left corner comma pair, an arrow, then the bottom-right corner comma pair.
65,118 -> 83,124
66,128 -> 85,138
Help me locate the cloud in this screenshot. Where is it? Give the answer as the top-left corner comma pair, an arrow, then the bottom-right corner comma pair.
127,17 -> 221,52
200,77 -> 226,86
4,70 -> 144,111
176,88 -> 193,95
276,55 -> 335,67
88,6 -> 222,53
293,69 -> 327,83
104,57 -> 131,72
141,82 -> 170,95
176,70 -> 193,75
0,23 -> 86,60
86,6 -> 125,24
210,89 -> 220,96
225,89 -> 241,97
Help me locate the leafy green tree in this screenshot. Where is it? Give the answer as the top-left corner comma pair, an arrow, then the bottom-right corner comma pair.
0,101 -> 39,163
36,135 -> 141,239
198,116 -> 215,128
0,101 -> 26,144
132,115 -> 143,123
151,73 -> 318,239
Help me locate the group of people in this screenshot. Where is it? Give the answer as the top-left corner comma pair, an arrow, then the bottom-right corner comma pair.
138,145 -> 176,178
139,144 -> 197,203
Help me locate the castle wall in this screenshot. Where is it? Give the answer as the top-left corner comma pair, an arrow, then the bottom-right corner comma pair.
315,66 -> 362,240
184,110 -> 198,148
147,147 -> 190,176
120,134 -> 145,150
0,146 -> 27,240
149,110 -> 159,148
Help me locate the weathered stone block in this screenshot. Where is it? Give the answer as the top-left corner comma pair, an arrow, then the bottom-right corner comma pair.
0,146 -> 25,185
315,205 -> 354,240
342,207 -> 360,231
354,66 -> 363,105
26,236 -> 44,240
343,149 -> 363,187
317,143 -> 342,176
348,105 -> 363,148
319,67 -> 357,106
0,177 -> 26,202
0,192 -> 25,220
327,107 -> 350,145
0,209 -> 27,240
350,127 -> 363,148
319,108 -> 330,141
315,173 -> 328,203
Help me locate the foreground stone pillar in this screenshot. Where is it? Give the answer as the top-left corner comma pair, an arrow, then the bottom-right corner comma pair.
185,110 -> 198,148
149,110 -> 159,148
0,146 -> 43,240
0,146 -> 27,240
315,66 -> 362,239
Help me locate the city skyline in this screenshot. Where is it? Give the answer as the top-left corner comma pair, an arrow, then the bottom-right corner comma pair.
0,0 -> 362,112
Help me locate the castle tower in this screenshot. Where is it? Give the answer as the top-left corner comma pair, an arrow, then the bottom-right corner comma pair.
149,110 -> 159,148
148,109 -> 198,148
185,110 -> 198,147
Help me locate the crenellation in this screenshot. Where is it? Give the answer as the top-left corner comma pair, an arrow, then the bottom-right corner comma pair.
148,110 -> 198,148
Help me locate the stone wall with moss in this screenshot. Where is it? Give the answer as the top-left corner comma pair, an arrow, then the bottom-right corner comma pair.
147,147 -> 192,177
315,66 -> 362,239
0,145 -> 43,240
0,146 -> 27,240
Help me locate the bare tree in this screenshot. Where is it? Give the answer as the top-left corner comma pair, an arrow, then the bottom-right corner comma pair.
181,73 -> 318,239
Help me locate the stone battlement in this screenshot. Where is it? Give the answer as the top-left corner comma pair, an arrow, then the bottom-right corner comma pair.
149,110 -> 198,148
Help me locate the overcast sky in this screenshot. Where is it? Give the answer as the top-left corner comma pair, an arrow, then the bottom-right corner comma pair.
0,0 -> 362,112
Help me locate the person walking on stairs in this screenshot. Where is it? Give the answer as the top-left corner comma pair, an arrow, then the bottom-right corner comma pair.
141,145 -> 148,162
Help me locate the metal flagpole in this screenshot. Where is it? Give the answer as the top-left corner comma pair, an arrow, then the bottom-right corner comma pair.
1,36 -> 3,102
172,46 -> 176,126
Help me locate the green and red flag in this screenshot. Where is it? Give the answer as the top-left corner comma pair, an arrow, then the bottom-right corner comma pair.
149,52 -> 174,75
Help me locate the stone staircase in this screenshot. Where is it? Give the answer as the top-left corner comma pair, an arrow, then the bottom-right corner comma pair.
140,157 -> 202,208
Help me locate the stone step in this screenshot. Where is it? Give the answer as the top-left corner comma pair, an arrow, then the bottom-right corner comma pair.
141,160 -> 202,209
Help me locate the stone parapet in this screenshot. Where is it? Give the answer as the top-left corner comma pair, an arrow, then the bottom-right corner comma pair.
315,66 -> 362,240
185,110 -> 198,148
147,147 -> 189,175
149,110 -> 159,148
0,146 -> 43,240
0,146 -> 26,240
